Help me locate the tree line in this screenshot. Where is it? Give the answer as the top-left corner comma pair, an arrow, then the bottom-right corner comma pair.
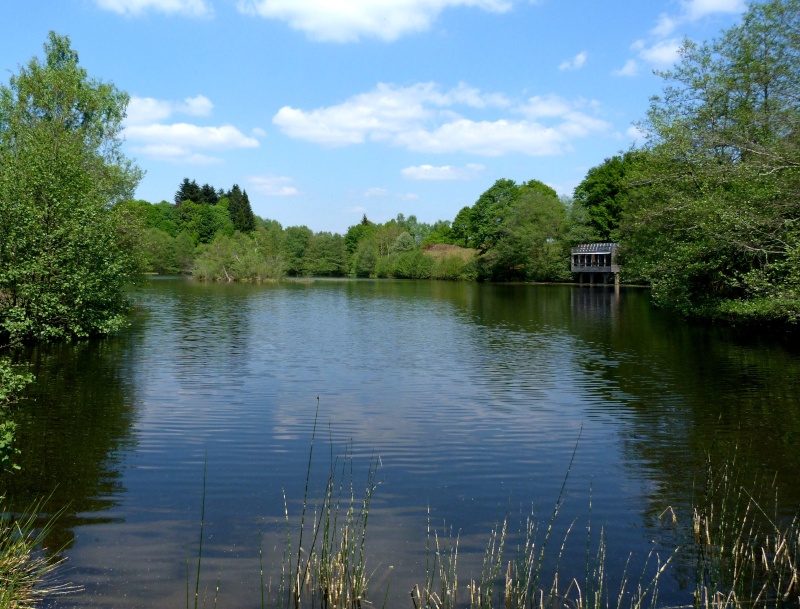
5,0 -> 800,349
125,174 -> 600,285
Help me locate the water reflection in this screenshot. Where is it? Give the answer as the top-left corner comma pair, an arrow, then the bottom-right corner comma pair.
1,278 -> 798,609
0,337 -> 138,552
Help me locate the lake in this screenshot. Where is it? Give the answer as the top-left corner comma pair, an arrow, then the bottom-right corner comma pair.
3,277 -> 800,608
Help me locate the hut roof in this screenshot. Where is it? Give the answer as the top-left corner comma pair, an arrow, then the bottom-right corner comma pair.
571,242 -> 618,254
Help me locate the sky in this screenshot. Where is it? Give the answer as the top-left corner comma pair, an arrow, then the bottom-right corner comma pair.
3,0 -> 748,234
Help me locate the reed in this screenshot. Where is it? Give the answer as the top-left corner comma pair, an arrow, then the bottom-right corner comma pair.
267,401 -> 381,609
0,496 -> 76,609
413,437 -> 675,609
690,455 -> 799,608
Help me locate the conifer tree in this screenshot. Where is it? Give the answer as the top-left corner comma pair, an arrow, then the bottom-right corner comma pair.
227,184 -> 255,232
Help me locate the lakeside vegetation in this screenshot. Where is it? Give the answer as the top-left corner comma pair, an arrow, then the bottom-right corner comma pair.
2,0 -> 800,606
186,428 -> 799,609
122,0 -> 800,326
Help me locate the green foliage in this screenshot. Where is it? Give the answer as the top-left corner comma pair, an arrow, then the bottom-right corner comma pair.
451,206 -> 473,248
390,231 -> 416,254
283,226 -> 313,276
175,178 -> 220,206
141,228 -> 181,274
344,222 -> 376,256
227,184 -> 255,233
0,32 -> 142,342
0,496 -> 73,605
421,220 -> 454,247
476,189 -> 569,282
301,232 -> 348,276
177,200 -> 234,245
623,0 -> 800,321
353,239 -> 378,277
0,357 -> 33,472
431,255 -> 476,280
469,179 -> 520,250
392,250 -> 434,279
573,154 -> 637,241
193,232 -> 284,281
175,178 -> 202,206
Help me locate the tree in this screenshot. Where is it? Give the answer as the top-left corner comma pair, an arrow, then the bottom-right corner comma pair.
451,206 -> 473,248
477,189 -> 568,281
573,154 -> 637,241
227,184 -> 255,233
0,32 -> 142,342
469,179 -> 519,250
283,226 -> 313,275
175,178 -> 202,205
625,0 -> 800,320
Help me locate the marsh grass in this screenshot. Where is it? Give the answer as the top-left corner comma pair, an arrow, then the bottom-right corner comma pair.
184,421 -> 799,609
0,496 -> 77,609
412,439 -> 675,609
252,401 -> 381,609
689,455 -> 799,608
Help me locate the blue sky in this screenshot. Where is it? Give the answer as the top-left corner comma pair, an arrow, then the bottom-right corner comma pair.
3,0 -> 746,233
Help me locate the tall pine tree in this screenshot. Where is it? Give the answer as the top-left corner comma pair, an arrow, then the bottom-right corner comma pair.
227,184 -> 255,232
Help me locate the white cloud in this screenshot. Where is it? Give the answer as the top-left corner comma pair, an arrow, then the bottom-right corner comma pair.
124,95 -> 258,164
273,83 -> 609,156
236,0 -> 512,42
558,51 -> 587,71
177,95 -> 214,116
94,0 -> 212,16
683,0 -> 746,21
126,123 -> 259,149
620,0 -> 745,76
613,59 -> 639,77
126,95 -> 213,125
248,176 -> 299,196
397,193 -> 420,201
365,187 -> 389,198
252,127 -> 268,137
638,38 -> 683,66
613,38 -> 680,76
626,125 -> 647,142
650,13 -> 678,37
401,163 -> 484,180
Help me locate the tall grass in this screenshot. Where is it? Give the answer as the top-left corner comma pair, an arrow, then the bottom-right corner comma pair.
690,455 -> 799,608
250,402 -> 380,609
0,496 -> 76,608
412,438 -> 675,609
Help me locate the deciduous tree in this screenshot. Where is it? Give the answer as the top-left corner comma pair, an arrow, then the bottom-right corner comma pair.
0,32 -> 142,341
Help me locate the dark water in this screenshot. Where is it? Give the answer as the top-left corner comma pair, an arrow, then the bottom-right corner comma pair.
3,278 -> 800,608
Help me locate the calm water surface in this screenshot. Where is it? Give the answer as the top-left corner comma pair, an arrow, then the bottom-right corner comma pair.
3,278 -> 800,608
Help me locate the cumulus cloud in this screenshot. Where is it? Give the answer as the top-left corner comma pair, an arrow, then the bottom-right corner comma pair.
126,95 -> 213,125
273,83 -> 609,156
125,123 -> 259,149
683,0 -> 746,21
124,94 -> 258,164
248,176 -> 299,196
401,163 -> 484,181
618,0 -> 745,75
614,39 -> 681,76
613,59 -> 639,78
94,0 -> 212,16
558,51 -> 587,71
236,0 -> 512,42
637,38 -> 683,66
